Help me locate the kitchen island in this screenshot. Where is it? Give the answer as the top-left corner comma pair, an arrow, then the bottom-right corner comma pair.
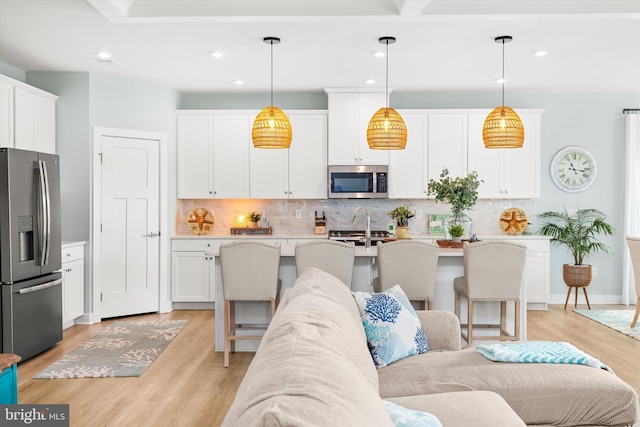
197,236 -> 551,351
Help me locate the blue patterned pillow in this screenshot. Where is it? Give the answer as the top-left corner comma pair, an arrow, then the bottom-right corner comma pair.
384,401 -> 443,427
352,285 -> 429,368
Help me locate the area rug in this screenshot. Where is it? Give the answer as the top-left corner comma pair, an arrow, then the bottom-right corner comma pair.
34,319 -> 188,378
573,310 -> 640,342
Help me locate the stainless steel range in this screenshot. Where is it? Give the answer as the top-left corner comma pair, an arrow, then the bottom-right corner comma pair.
328,229 -> 390,246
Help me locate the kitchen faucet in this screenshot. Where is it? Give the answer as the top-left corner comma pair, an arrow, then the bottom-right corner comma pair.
352,206 -> 371,248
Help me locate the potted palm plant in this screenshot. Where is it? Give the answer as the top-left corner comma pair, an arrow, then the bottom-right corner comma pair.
537,208 -> 614,288
388,204 -> 414,239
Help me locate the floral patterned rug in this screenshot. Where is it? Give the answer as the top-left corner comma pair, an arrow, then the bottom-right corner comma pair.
573,310 -> 640,342
34,319 -> 188,378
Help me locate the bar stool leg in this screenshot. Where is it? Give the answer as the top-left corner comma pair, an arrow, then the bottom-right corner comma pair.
514,300 -> 520,341
467,299 -> 474,344
224,300 -> 230,368
230,300 -> 236,354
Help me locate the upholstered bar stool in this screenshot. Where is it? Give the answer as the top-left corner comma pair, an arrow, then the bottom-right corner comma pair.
294,240 -> 355,288
373,240 -> 439,310
219,241 -> 281,368
626,236 -> 640,328
454,241 -> 527,344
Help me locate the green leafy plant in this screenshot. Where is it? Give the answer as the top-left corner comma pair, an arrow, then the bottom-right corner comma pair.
537,208 -> 614,265
387,204 -> 414,227
427,168 -> 482,213
448,224 -> 465,238
247,211 -> 262,223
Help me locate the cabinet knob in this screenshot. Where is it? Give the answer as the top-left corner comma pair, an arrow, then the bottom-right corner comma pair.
209,191 -> 213,194
207,243 -> 211,247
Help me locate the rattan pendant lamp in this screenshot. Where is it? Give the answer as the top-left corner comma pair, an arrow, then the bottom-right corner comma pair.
252,36 -> 292,149
367,36 -> 407,150
482,35 -> 524,148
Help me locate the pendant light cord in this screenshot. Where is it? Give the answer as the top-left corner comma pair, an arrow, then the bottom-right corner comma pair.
501,39 -> 505,107
270,40 -> 274,107
385,40 -> 389,108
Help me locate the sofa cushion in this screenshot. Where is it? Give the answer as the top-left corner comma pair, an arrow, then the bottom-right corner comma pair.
222,268 -> 391,427
353,285 -> 429,368
378,346 -> 639,426
388,391 -> 526,427
384,401 -> 442,426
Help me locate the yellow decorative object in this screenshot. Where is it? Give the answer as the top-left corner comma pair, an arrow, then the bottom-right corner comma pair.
252,36 -> 291,149
187,208 -> 214,235
367,36 -> 407,150
499,207 -> 528,235
482,106 -> 524,148
483,35 -> 524,149
252,106 -> 292,148
367,107 -> 407,150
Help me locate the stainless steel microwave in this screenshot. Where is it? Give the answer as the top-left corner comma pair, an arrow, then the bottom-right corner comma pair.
328,165 -> 388,199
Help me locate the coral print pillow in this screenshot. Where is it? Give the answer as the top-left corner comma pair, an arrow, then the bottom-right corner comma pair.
352,285 -> 430,368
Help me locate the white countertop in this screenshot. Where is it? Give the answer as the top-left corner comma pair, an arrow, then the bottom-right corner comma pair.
62,240 -> 86,248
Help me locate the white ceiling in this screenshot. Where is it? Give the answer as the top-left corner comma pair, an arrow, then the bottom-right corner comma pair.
1,0 -> 640,94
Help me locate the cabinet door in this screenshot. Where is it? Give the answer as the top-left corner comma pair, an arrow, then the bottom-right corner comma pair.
62,259 -> 84,325
328,93 -> 358,165
214,115 -> 250,198
34,96 -> 55,154
503,113 -> 540,198
467,114 -> 504,198
288,113 -> 328,199
389,113 -> 428,198
177,115 -> 214,198
250,143 -> 288,198
356,92 -> 389,165
14,88 -> 36,151
171,251 -> 212,302
525,250 -> 550,309
0,81 -> 13,148
428,114 -> 468,183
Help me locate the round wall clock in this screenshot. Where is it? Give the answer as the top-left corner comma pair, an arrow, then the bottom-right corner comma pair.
550,146 -> 597,192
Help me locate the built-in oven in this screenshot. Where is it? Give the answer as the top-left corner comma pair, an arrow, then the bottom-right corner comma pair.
328,165 -> 388,199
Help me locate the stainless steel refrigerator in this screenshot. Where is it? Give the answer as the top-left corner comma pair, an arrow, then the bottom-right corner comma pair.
0,148 -> 62,361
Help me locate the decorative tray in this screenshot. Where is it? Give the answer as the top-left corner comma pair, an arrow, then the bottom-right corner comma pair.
187,208 -> 215,235
499,207 -> 528,235
230,227 -> 273,235
436,239 -> 478,249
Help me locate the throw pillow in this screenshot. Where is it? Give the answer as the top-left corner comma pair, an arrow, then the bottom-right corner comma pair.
352,285 -> 429,368
384,401 -> 443,427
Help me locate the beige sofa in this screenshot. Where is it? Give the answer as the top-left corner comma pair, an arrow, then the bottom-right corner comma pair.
222,268 -> 639,427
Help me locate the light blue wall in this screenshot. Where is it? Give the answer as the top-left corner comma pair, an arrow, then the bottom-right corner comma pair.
0,60 -> 25,82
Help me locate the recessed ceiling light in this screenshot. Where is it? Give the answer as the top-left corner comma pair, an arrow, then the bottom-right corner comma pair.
364,79 -> 375,84
373,51 -> 385,58
533,50 -> 548,57
97,51 -> 111,60
234,80 -> 244,85
495,78 -> 506,84
211,51 -> 224,58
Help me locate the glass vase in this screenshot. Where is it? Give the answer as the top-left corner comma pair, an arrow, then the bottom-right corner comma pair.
443,211 -> 473,240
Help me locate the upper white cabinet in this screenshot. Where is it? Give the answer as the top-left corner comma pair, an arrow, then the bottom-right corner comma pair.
326,90 -> 389,165
468,111 -> 542,199
389,113 -> 428,198
0,74 -> 57,154
428,113 -> 468,182
177,112 -> 250,199
250,112 -> 328,199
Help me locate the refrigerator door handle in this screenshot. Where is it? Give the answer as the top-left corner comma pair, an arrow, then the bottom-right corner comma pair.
17,278 -> 63,294
37,160 -> 51,266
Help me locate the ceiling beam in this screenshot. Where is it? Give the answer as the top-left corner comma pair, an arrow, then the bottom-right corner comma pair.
395,0 -> 432,15
87,0 -> 137,18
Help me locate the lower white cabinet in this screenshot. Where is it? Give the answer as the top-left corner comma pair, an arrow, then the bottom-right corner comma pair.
171,239 -> 219,302
61,242 -> 85,328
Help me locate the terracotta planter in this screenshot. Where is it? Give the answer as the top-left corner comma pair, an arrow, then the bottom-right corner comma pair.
396,226 -> 410,239
563,264 -> 592,287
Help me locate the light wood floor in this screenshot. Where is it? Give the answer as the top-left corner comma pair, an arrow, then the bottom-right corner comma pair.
17,305 -> 640,427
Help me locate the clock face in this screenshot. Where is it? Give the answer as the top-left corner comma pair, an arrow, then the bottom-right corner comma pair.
550,146 -> 597,192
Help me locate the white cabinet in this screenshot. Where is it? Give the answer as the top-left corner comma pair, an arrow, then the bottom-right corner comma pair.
389,113 -> 428,198
468,111 -> 541,199
177,115 -> 214,198
171,239 -> 218,302
428,113 -> 468,182
0,74 -> 57,154
250,112 -> 328,199
176,112 -> 251,199
327,90 -> 389,165
62,242 -> 85,328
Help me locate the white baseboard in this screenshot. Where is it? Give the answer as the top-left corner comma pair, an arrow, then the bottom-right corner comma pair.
549,294 -> 627,305
172,302 -> 215,310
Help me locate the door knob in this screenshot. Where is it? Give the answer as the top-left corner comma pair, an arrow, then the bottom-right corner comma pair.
143,232 -> 161,237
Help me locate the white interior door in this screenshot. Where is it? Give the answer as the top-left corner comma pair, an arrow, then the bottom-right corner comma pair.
100,135 -> 160,318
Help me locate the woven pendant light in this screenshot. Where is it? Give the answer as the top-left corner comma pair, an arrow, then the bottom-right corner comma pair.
252,37 -> 292,149
482,36 -> 524,149
367,36 -> 407,150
